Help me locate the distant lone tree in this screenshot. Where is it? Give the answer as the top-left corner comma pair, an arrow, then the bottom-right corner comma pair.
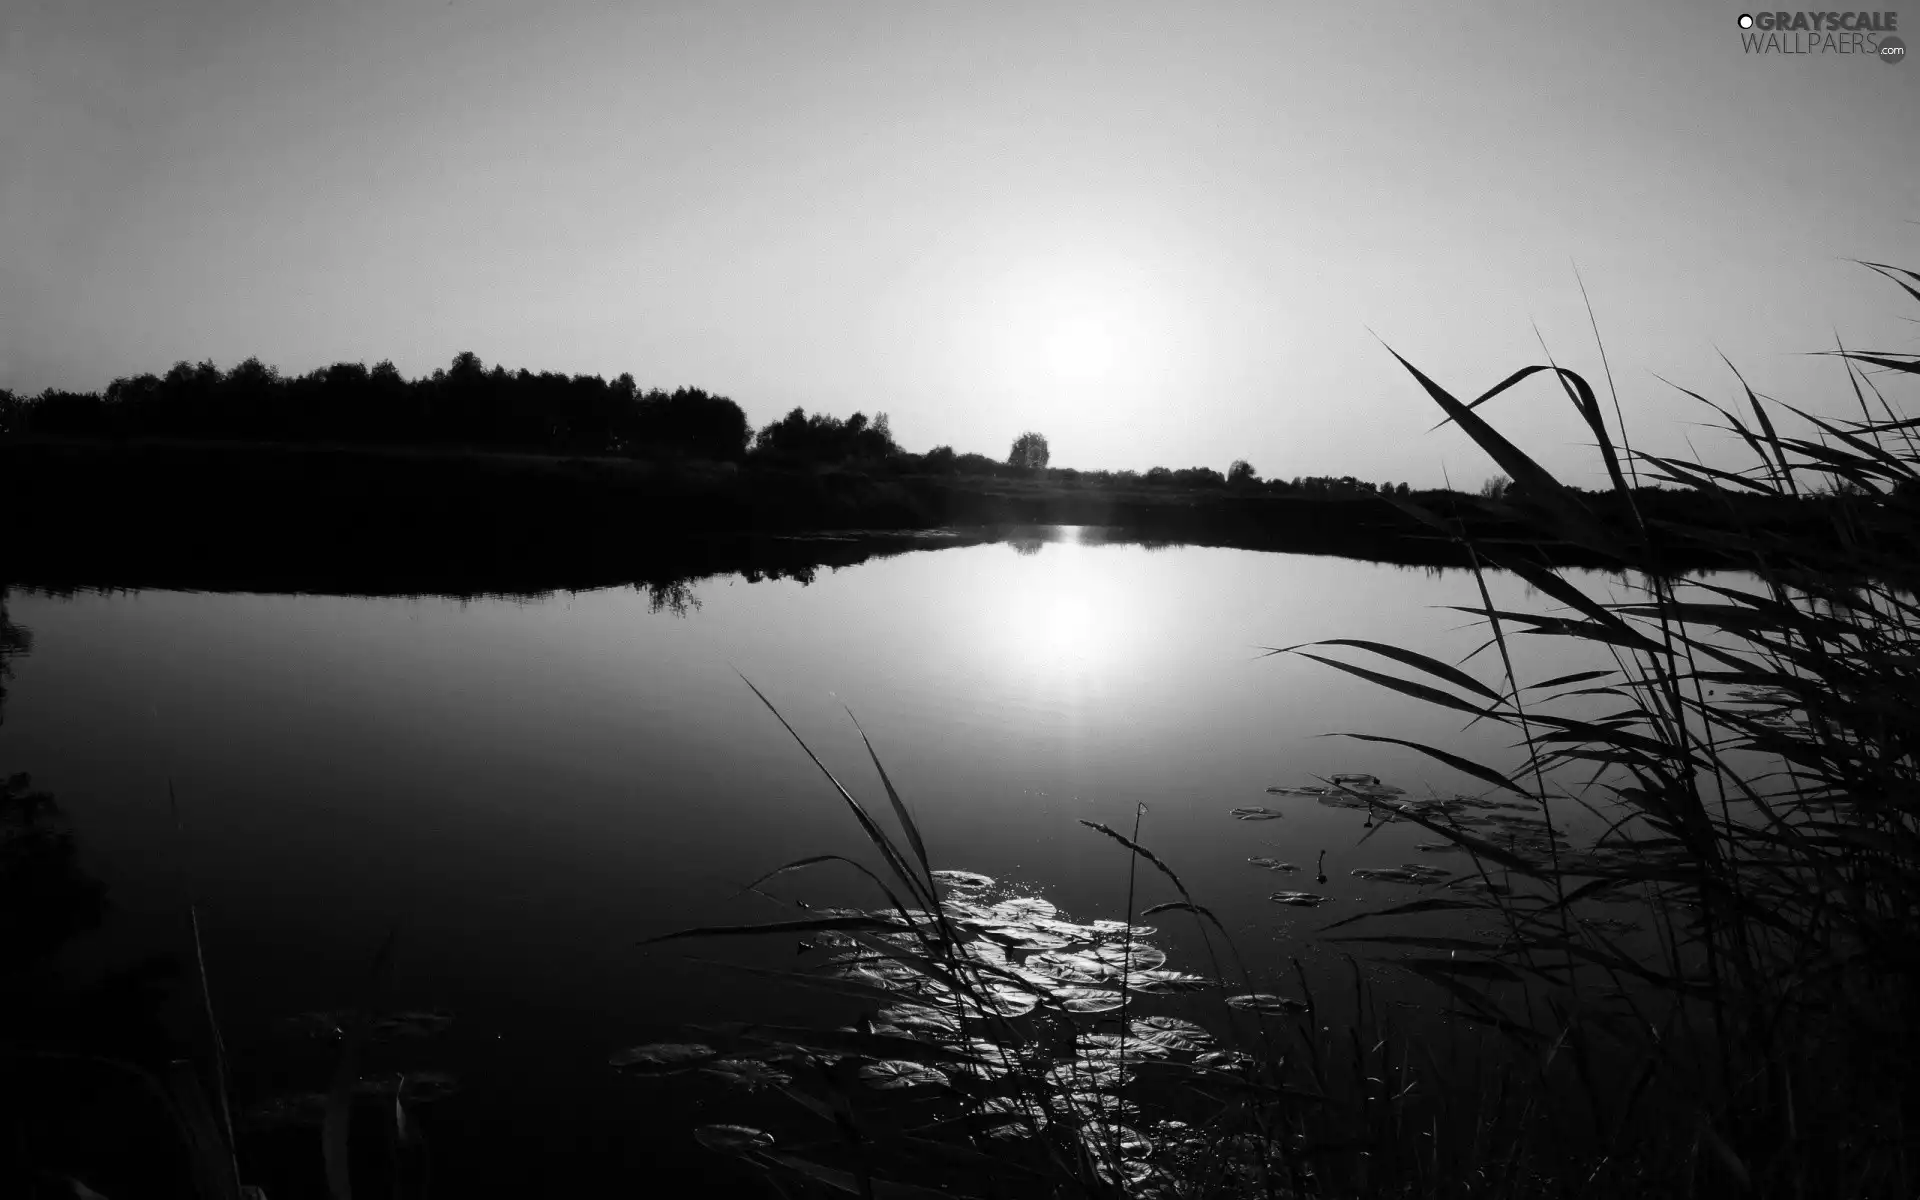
1008,431 -> 1050,471
1479,474 -> 1511,500
1228,459 -> 1258,486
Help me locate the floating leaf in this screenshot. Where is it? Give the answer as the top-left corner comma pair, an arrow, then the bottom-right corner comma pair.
610,1042 -> 718,1074
1129,1016 -> 1214,1053
1230,807 -> 1285,821
1225,993 -> 1308,1015
1091,942 -> 1167,971
964,985 -> 1039,1018
1032,917 -> 1100,941
975,1097 -> 1047,1139
930,869 -> 995,890
1125,968 -> 1213,993
701,1058 -> 792,1090
1194,1050 -> 1255,1073
859,1059 -> 950,1090
1269,892 -> 1328,907
979,925 -> 1072,951
991,897 -> 1057,922
1052,985 -> 1127,1013
876,1005 -> 961,1039
1025,950 -> 1108,982
1248,856 -> 1298,872
1351,866 -> 1450,884
1076,1032 -> 1171,1063
1047,1059 -> 1126,1090
1084,1123 -> 1154,1160
1062,1090 -> 1143,1122
694,1124 -> 775,1154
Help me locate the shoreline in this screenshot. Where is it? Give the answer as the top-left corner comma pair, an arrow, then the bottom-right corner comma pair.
0,436 -> 1848,596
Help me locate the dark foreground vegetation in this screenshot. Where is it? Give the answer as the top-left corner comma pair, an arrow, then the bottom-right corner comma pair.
4,347 -> 1908,593
606,262 -> 1920,1198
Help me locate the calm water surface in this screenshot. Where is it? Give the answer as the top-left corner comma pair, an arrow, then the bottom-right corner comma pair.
2,530 -> 1696,1188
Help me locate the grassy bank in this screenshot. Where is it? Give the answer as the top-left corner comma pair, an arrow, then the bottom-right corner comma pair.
0,435 -> 1871,595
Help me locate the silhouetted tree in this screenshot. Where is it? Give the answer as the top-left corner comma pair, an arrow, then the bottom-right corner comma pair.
1228,460 -> 1258,486
1008,431 -> 1050,471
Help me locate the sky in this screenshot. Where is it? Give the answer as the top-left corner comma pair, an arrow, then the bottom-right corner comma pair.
2,0 -> 1915,485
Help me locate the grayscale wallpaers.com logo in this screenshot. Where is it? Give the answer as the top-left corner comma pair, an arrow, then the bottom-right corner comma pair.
1737,11 -> 1905,59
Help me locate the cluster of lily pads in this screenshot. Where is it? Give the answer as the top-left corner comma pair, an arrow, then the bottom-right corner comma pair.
1239,774 -> 1653,901
616,869 -> 1321,1195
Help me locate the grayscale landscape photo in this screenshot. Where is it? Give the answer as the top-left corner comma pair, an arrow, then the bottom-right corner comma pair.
2,3 -> 1916,1197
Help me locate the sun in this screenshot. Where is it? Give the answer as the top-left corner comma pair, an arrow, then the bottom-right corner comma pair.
1041,314 -> 1119,381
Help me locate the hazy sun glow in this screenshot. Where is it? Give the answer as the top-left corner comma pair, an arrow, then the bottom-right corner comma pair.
1042,314 -> 1119,381
978,245 -> 1189,401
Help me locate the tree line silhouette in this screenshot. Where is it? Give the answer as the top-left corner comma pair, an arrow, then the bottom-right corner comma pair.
0,351 -> 1416,496
0,352 -> 751,461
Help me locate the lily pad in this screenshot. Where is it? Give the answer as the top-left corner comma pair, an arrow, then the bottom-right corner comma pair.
694,1124 -> 775,1154
1047,1059 -> 1126,1090
1247,856 -> 1298,872
1052,985 -> 1127,1013
1268,891 -> 1327,907
991,897 -> 1058,922
1351,865 -> 1449,884
1230,807 -> 1285,821
975,1097 -> 1048,1138
964,984 -> 1039,1018
610,1042 -> 718,1074
1091,942 -> 1167,971
979,925 -> 1072,951
701,1058 -> 792,1091
1129,1016 -> 1214,1053
931,869 -> 995,890
1025,950 -> 1108,982
1194,1049 -> 1255,1073
1076,1032 -> 1170,1063
1081,1122 -> 1154,1161
1123,968 -> 1213,993
858,1059 -> 950,1090
1225,993 -> 1308,1016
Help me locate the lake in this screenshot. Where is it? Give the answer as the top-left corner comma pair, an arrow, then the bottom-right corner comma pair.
0,528 -> 1690,1192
